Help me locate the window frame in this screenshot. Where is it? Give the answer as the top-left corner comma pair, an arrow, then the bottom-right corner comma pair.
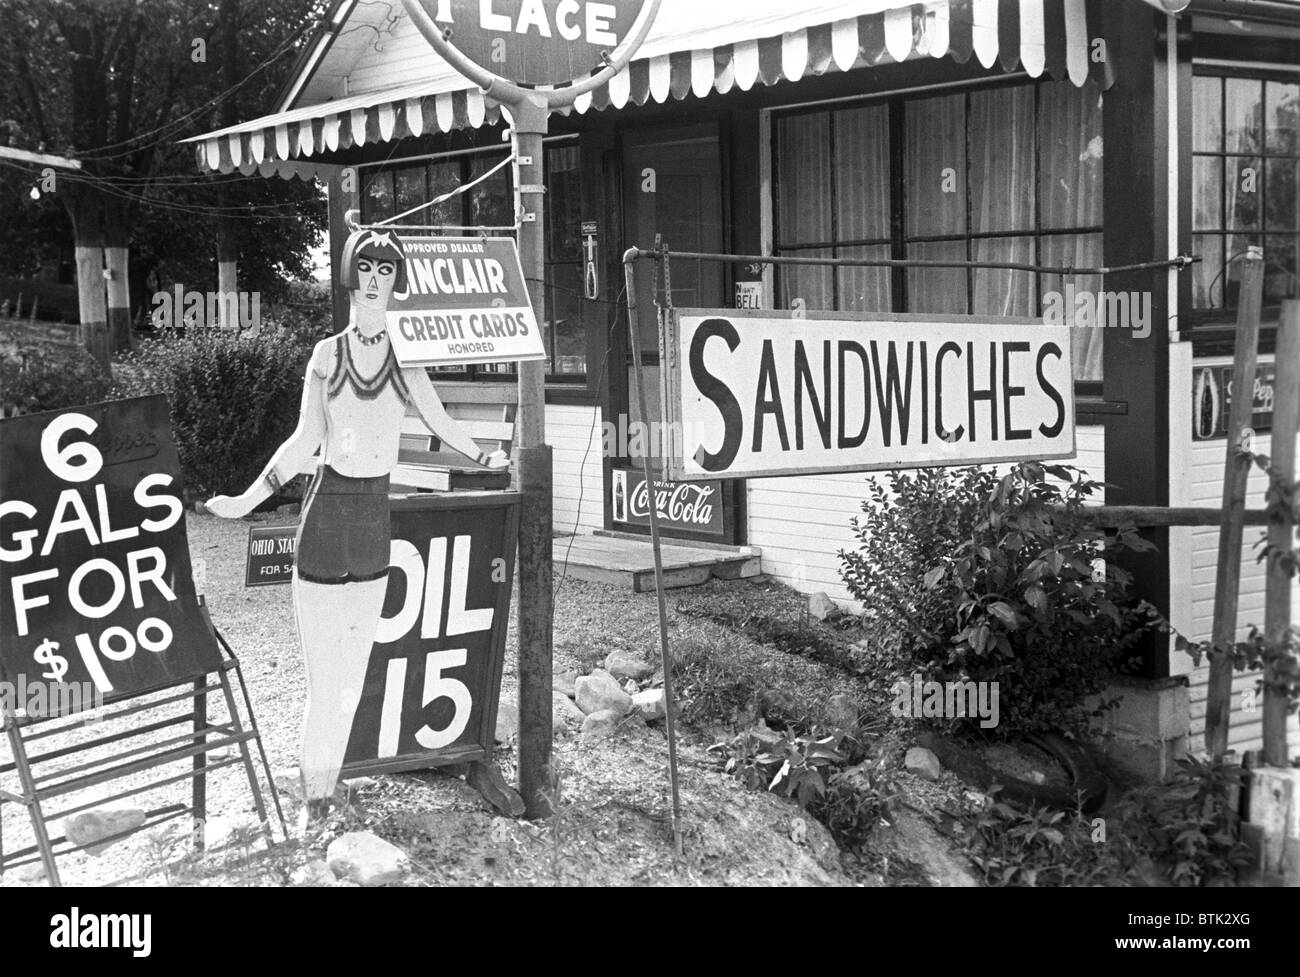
356,137 -> 591,387
1188,64 -> 1300,335
768,76 -> 1105,393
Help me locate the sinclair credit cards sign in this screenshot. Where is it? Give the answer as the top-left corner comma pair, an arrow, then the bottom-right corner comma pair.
388,236 -> 546,367
662,310 -> 1075,481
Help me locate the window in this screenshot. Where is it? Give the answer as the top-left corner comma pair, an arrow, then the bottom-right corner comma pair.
358,142 -> 588,381
772,79 -> 1104,382
1192,72 -> 1299,315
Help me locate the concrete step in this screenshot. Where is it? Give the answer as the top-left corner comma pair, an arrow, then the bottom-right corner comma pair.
554,533 -> 761,592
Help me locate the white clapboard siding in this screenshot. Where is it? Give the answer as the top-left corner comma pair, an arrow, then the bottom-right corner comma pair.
746,425 -> 1107,609
1173,426 -> 1300,756
548,403 -> 603,533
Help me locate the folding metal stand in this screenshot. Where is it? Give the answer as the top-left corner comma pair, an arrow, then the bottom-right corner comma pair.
0,615 -> 285,887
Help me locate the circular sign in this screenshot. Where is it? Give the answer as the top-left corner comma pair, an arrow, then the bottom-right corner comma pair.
416,0 -> 651,88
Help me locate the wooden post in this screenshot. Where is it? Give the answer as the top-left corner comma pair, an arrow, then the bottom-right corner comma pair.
1263,299 -> 1300,766
1206,248 -> 1265,758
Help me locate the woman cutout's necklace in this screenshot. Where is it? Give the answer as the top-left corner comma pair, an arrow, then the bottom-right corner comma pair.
329,325 -> 409,403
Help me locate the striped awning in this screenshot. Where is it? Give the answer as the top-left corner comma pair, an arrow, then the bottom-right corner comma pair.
188,0 -> 1117,174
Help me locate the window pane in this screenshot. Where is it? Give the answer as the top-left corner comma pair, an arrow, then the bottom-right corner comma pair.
1265,158 -> 1299,231
777,113 -> 832,245
1225,157 -> 1262,231
1225,78 -> 1263,155
546,262 -> 586,374
972,236 -> 1035,317
1265,81 -> 1299,155
1264,235 -> 1298,304
836,245 -> 892,313
834,105 -> 891,241
777,249 -> 833,312
1193,157 -> 1223,231
1224,232 -> 1262,307
546,146 -> 583,262
905,94 -> 966,237
394,166 -> 426,226
1041,233 -> 1103,381
907,239 -> 967,314
469,153 -> 513,228
1192,234 -> 1225,309
1040,80 -> 1103,229
970,86 -> 1035,233
426,161 -> 461,229
362,170 -> 394,222
1193,76 -> 1222,152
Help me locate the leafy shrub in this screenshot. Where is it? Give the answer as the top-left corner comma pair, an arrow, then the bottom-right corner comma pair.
840,462 -> 1158,738
1112,754 -> 1255,886
964,792 -> 1132,886
0,346 -> 111,416
113,331 -> 311,496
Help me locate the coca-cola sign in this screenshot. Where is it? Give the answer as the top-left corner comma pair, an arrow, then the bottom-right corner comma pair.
611,469 -> 724,536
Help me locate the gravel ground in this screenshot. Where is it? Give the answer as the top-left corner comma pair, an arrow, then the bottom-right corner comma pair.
1,509 -> 971,887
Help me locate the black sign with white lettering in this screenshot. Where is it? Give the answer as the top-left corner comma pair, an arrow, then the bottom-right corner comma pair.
1192,364 -> 1276,441
0,396 -> 222,716
611,468 -> 725,536
342,493 -> 518,775
244,525 -> 297,587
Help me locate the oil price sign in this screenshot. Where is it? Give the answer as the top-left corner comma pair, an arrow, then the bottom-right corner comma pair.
387,236 -> 546,367
342,493 -> 518,775
0,396 -> 222,716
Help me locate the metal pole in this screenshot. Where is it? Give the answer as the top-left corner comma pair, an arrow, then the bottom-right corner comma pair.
623,249 -> 683,856
511,94 -> 554,819
1263,299 -> 1300,767
1206,248 -> 1265,758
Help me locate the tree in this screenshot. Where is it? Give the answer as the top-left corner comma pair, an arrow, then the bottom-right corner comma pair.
0,0 -> 327,368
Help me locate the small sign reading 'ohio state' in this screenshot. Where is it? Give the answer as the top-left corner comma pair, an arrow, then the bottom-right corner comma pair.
611,468 -> 724,536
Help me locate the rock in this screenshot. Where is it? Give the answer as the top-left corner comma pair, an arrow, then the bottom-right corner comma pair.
790,817 -> 808,844
580,708 -> 621,745
759,687 -> 798,718
552,692 -> 586,732
64,807 -> 147,855
494,696 -> 519,744
630,688 -> 666,722
824,692 -> 859,730
12,862 -> 47,884
273,767 -> 306,804
343,776 -> 378,792
808,592 -> 840,621
743,721 -> 784,753
290,859 -> 336,887
623,678 -> 640,695
553,671 -> 578,698
604,650 -> 655,683
905,746 -> 942,781
574,669 -> 632,716
326,831 -> 409,886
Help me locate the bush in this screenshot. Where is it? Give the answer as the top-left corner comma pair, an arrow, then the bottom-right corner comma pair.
113,331 -> 311,496
840,462 -> 1158,738
0,345 -> 112,416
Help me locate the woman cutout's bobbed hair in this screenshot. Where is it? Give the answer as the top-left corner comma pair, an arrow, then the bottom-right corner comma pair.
339,226 -> 408,293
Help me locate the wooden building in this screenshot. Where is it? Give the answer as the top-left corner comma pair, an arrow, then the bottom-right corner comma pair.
189,0 -> 1300,766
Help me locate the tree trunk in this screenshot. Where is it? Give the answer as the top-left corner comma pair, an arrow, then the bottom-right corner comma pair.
68,190 -> 111,374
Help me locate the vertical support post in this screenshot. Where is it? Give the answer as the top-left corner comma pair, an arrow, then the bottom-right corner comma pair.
511,94 -> 554,819
623,249 -> 683,855
1206,248 -> 1265,758
1263,299 -> 1300,766
193,676 -> 208,852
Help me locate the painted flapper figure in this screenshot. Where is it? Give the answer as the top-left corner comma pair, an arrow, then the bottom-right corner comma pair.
206,225 -> 507,824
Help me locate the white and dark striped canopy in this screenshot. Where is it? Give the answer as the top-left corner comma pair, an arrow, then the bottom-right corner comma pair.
187,0 -> 1123,175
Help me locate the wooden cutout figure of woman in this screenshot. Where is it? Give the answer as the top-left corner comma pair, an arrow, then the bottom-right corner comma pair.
206,225 -> 508,826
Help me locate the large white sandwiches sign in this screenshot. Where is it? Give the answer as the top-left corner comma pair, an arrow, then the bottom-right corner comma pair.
387,236 -> 546,367
662,310 -> 1075,481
